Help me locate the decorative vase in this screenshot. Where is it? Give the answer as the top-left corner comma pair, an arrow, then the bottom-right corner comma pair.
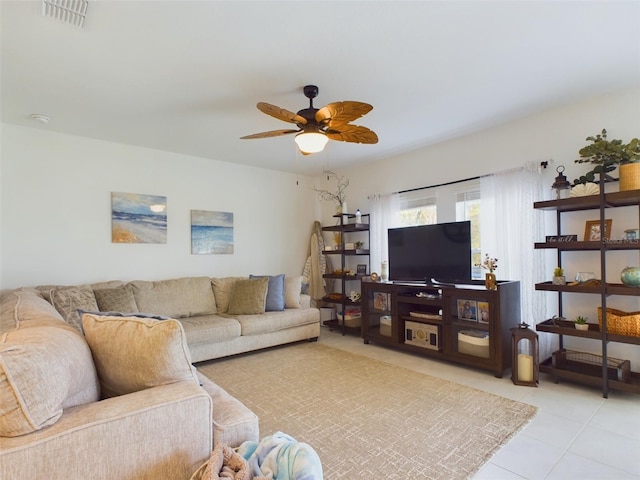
575,323 -> 589,331
621,266 -> 640,287
381,261 -> 389,282
619,163 -> 640,192
552,275 -> 566,286
485,272 -> 496,290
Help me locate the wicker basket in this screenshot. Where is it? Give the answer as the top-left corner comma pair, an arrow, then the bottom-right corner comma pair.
619,163 -> 640,192
597,307 -> 640,336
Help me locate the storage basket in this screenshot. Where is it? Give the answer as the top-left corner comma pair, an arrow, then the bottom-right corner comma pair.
597,307 -> 640,337
552,349 -> 630,383
619,163 -> 640,192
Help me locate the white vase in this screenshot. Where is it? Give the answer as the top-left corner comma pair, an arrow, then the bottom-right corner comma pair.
381,261 -> 388,282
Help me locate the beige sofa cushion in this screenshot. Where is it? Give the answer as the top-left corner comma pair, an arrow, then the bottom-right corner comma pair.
196,371 -> 259,448
284,275 -> 303,309
179,315 -> 241,346
211,277 -> 245,313
93,284 -> 139,313
1,289 -> 64,333
82,313 -> 199,398
0,320 -> 100,437
49,286 -> 99,332
227,277 -> 269,315
235,307 -> 321,336
130,277 -> 217,318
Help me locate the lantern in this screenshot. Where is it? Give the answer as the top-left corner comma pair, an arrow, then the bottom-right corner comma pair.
551,165 -> 571,199
511,322 -> 539,387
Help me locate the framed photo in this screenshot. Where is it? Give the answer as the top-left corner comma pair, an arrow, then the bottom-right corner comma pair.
457,299 -> 477,321
373,292 -> 390,311
584,219 -> 612,242
357,264 -> 368,275
477,301 -> 490,324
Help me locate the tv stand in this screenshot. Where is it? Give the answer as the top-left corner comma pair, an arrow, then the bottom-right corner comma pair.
361,279 -> 521,377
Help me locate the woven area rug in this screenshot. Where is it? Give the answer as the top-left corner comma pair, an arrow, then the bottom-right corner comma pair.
197,342 -> 536,479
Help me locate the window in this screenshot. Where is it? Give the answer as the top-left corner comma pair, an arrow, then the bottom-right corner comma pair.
456,190 -> 481,279
396,180 -> 482,279
398,190 -> 436,226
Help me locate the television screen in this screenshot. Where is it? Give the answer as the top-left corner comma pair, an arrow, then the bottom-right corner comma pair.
388,221 -> 471,283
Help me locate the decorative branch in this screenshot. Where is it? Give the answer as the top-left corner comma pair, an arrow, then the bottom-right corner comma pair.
313,170 -> 349,206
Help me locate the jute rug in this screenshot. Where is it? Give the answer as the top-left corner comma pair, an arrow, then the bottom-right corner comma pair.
197,342 -> 536,479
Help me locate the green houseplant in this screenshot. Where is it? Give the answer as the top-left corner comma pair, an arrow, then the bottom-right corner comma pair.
574,315 -> 589,331
552,267 -> 565,286
573,129 -> 640,190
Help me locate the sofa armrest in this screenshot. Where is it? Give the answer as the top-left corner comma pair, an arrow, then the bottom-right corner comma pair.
0,381 -> 212,480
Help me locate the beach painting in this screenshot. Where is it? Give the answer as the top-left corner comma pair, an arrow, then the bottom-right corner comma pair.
191,210 -> 234,254
111,192 -> 167,243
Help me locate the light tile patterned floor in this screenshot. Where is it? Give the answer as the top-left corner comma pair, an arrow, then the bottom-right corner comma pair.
318,327 -> 640,480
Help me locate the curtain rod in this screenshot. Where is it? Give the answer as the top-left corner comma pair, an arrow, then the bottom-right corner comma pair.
393,161 -> 549,195
395,174 -> 482,195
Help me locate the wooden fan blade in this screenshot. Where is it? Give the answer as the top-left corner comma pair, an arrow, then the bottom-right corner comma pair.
326,124 -> 378,144
257,102 -> 307,125
240,129 -> 299,139
316,101 -> 373,126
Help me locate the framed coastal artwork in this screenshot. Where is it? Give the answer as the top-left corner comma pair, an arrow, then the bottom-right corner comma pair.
111,192 -> 167,243
191,210 -> 234,254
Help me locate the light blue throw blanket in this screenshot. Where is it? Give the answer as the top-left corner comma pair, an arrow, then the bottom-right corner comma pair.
237,432 -> 323,480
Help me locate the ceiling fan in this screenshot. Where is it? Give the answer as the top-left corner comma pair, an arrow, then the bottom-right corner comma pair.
240,85 -> 378,154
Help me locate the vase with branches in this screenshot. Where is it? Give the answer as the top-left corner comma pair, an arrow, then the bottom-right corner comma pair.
314,170 -> 349,214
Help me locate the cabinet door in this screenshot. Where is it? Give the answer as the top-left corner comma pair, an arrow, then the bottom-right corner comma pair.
362,284 -> 396,342
444,291 -> 495,364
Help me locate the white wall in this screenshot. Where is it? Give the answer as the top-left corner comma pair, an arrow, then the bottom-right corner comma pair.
321,86 -> 640,367
331,86 -> 640,212
0,125 -> 318,289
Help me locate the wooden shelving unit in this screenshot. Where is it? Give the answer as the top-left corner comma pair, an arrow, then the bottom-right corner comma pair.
321,213 -> 370,334
533,185 -> 640,397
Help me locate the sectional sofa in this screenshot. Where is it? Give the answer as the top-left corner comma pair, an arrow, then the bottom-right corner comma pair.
0,275 -> 320,479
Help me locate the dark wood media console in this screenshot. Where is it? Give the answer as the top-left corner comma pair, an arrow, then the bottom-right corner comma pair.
361,280 -> 521,377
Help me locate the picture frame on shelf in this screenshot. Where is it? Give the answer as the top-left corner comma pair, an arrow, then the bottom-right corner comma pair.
357,264 -> 367,275
584,219 -> 612,241
457,299 -> 477,321
478,301 -> 490,324
373,292 -> 390,311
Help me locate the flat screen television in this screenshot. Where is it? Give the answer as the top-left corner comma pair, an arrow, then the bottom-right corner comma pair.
388,221 -> 471,283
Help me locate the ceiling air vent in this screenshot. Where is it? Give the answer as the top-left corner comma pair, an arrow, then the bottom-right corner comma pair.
42,0 -> 88,28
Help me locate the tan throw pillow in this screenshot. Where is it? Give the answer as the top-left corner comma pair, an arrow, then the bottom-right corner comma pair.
284,275 -> 303,309
81,313 -> 198,398
50,286 -> 99,332
227,277 -> 269,315
0,321 -> 100,437
211,277 -> 245,313
93,285 -> 139,313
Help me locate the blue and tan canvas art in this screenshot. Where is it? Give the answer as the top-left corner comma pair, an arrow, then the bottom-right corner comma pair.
191,210 -> 234,254
111,192 -> 167,243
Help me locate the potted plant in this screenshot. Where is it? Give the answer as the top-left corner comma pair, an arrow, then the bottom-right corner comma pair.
573,129 -> 640,191
574,316 -> 589,331
552,267 -> 565,286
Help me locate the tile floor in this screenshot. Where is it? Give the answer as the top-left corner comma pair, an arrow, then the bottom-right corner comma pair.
317,326 -> 640,480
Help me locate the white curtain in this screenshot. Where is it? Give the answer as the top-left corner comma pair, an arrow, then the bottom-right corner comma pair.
480,162 -> 556,358
368,193 -> 400,277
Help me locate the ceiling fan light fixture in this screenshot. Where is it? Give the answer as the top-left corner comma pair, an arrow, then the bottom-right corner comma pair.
294,131 -> 328,154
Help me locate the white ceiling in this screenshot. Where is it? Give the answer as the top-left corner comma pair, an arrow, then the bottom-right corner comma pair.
2,1 -> 639,176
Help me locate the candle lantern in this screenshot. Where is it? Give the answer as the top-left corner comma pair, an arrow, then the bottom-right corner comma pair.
551,165 -> 571,199
511,322 -> 539,387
